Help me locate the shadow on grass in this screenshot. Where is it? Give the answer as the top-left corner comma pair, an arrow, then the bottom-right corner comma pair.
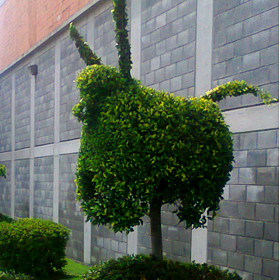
0,258 -> 90,280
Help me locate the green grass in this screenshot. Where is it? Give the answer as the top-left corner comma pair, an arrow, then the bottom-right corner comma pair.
62,258 -> 90,279
0,258 -> 90,280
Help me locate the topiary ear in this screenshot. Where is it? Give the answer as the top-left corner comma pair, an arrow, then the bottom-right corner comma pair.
112,0 -> 133,82
69,23 -> 102,66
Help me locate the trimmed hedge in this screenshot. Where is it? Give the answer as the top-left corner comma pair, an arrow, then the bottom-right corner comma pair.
81,255 -> 242,280
0,213 -> 14,223
0,218 -> 70,278
0,272 -> 34,280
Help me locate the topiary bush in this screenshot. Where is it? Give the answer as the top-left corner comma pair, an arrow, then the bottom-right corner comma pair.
80,255 -> 242,280
0,165 -> 5,178
0,218 -> 70,278
0,213 -> 14,223
70,0 -> 276,258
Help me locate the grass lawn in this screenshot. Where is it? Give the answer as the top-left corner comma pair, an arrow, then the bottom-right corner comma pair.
61,258 -> 90,279
0,258 -> 90,280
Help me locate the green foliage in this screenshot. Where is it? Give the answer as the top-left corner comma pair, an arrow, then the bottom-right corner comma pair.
69,23 -> 102,66
0,213 -> 14,223
203,80 -> 276,104
0,165 -> 5,178
80,255 -> 242,280
112,0 -> 132,81
0,218 -> 70,278
74,64 -> 234,232
0,272 -> 34,280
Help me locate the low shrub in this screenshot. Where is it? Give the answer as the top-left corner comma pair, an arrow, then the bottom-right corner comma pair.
0,271 -> 34,280
81,255 -> 242,280
0,218 -> 70,278
0,213 -> 14,223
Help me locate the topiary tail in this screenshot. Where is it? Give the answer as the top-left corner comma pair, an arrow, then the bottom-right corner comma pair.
203,80 -> 277,104
69,23 -> 102,66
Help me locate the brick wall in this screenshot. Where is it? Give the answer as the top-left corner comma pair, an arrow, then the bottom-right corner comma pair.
0,0 -> 95,71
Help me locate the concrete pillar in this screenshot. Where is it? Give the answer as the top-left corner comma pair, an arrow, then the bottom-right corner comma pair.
53,39 -> 61,223
11,73 -> 15,218
82,17 -> 95,264
127,0 -> 142,255
191,0 -> 214,263
29,70 -> 36,218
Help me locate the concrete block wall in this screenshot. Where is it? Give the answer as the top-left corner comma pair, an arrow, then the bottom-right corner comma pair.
209,1 -> 279,278
91,224 -> 128,263
35,47 -> 55,146
141,0 -> 196,96
15,159 -> 30,218
0,74 -> 12,152
213,0 -> 279,109
94,5 -> 118,67
138,205 -> 192,263
15,65 -> 30,150
34,156 -> 54,220
60,26 -> 85,141
208,129 -> 279,280
59,153 -> 84,261
0,0 -> 278,276
0,161 -> 11,216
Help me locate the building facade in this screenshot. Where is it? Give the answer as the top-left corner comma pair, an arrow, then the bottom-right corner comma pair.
0,0 -> 278,279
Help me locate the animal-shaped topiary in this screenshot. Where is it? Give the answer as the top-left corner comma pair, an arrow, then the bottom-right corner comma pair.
0,165 -> 5,178
70,0 -> 275,258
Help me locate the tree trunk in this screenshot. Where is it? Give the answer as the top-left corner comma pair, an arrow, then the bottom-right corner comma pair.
149,201 -> 163,258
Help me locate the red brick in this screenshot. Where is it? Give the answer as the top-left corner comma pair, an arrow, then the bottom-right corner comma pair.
0,0 -> 93,71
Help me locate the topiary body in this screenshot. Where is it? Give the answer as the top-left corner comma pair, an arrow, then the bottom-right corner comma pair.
74,64 -> 233,233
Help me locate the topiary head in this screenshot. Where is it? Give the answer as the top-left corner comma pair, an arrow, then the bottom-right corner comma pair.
72,64 -> 128,127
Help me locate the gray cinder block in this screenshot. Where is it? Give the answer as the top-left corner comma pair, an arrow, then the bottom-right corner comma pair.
264,222 -> 279,241
247,150 -> 266,167
239,168 -> 256,184
240,132 -> 257,150
257,167 -> 277,186
244,255 -> 262,274
228,252 -> 244,270
229,218 -> 245,236
255,239 -> 273,258
256,204 -> 275,222
212,248 -> 228,266
263,258 -> 279,278
237,236 -> 254,254
221,234 -> 236,251
245,220 -> 264,238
